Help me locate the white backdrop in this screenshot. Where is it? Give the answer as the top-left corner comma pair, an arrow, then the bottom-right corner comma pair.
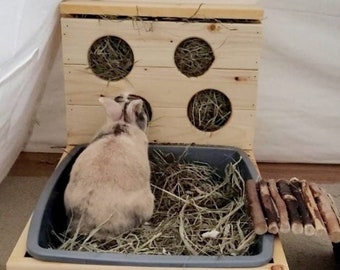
255,0 -> 340,162
1,1 -> 340,184
0,0 -> 62,183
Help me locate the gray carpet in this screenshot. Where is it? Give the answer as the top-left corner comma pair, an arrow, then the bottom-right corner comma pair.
0,177 -> 339,270
0,176 -> 48,270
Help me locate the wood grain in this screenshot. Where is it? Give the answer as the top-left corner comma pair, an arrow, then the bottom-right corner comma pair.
61,18 -> 262,69
60,1 -> 264,20
258,163 -> 340,184
64,65 -> 258,108
66,105 -> 255,148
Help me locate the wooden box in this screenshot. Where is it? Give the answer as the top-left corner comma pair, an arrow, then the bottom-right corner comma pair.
60,0 -> 263,151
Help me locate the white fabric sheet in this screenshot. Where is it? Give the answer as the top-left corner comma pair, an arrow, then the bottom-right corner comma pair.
0,0 -> 61,183
255,1 -> 340,163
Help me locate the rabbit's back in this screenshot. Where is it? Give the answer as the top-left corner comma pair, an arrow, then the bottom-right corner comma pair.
64,125 -> 154,239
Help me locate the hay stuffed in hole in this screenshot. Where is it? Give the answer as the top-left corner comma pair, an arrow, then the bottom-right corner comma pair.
88,36 -> 134,81
57,149 -> 257,256
188,89 -> 232,132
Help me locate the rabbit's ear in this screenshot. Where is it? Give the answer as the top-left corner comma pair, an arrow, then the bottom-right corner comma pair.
99,97 -> 123,122
125,99 -> 147,131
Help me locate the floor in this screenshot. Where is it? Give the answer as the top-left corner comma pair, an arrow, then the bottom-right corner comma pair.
1,152 -> 340,270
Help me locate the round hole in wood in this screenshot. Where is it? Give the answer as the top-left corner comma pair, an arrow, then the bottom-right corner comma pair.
187,89 -> 232,132
174,37 -> 215,77
88,36 -> 134,81
114,94 -> 152,122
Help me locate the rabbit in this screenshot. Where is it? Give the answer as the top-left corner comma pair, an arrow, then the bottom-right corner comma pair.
63,95 -> 154,240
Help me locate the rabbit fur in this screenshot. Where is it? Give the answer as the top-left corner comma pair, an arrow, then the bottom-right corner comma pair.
64,95 -> 154,240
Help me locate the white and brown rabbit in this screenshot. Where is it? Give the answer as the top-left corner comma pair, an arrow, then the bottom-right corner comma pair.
64,95 -> 154,240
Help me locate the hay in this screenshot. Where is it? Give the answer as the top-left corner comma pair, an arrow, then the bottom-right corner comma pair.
88,36 -> 134,81
55,149 -> 256,256
188,89 -> 232,132
174,37 -> 215,77
70,14 -> 259,24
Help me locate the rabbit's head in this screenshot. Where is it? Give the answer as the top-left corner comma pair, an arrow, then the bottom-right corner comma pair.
99,95 -> 148,132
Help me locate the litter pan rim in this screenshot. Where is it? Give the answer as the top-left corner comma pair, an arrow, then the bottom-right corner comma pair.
27,144 -> 274,268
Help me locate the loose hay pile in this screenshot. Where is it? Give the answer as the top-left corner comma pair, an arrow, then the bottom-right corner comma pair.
55,150 -> 256,256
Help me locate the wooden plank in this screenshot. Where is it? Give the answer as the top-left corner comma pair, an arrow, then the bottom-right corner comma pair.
245,150 -> 260,175
7,220 -> 30,260
58,145 -> 75,165
272,237 -> 290,268
66,0 -> 259,4
65,105 -> 255,149
64,65 -> 258,109
7,217 -> 289,270
8,258 -> 286,270
148,107 -> 255,147
61,18 -> 262,69
60,1 -> 264,20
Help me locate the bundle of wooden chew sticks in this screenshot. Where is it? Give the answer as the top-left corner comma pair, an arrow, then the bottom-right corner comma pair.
246,178 -> 340,243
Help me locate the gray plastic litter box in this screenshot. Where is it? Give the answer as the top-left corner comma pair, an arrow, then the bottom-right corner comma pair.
27,144 -> 274,267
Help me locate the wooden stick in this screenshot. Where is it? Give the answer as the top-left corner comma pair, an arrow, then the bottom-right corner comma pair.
326,192 -> 340,225
259,180 -> 279,234
290,179 -> 315,236
277,179 -> 303,234
245,179 -> 268,235
267,179 -> 290,233
310,183 -> 340,243
301,180 -> 327,237
318,185 -> 340,242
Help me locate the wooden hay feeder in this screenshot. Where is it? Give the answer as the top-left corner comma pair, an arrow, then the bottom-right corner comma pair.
61,0 -> 263,151
6,1 -> 290,270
